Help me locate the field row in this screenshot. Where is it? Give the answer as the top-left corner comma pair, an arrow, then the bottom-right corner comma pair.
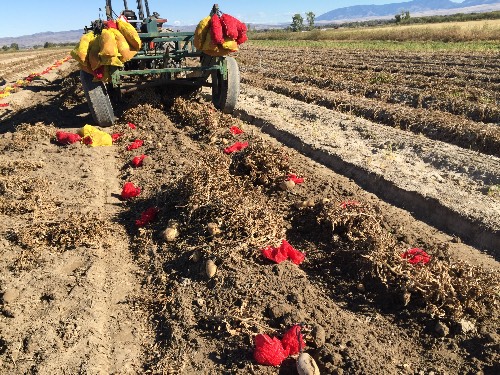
0,50 -> 69,82
245,45 -> 500,76
240,46 -> 499,105
237,45 -> 500,156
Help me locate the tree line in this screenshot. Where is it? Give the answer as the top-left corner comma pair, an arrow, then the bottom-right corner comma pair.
290,12 -> 316,32
276,9 -> 500,33
1,41 -> 76,51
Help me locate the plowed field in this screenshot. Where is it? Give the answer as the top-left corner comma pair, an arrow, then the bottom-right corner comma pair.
0,46 -> 498,375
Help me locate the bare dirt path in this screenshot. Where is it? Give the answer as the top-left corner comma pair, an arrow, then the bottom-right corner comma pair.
0,60 -> 152,374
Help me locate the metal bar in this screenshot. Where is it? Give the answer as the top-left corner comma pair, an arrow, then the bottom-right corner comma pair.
144,0 -> 151,17
137,32 -> 195,39
120,80 -> 208,94
116,66 -> 221,76
131,53 -> 201,60
136,0 -> 144,20
106,0 -> 113,20
211,4 -> 219,16
123,0 -> 128,9
137,36 -> 194,43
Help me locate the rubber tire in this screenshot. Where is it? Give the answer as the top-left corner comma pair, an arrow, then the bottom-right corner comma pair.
80,70 -> 115,127
212,56 -> 240,114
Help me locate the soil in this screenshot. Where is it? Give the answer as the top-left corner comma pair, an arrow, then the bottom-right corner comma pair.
0,46 -> 498,375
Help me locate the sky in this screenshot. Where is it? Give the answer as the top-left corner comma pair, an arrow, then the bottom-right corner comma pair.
1,0 -> 466,38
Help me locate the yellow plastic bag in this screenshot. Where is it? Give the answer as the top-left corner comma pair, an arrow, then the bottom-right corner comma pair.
99,29 -> 119,58
117,19 -> 141,50
202,33 -> 233,57
79,125 -> 113,147
100,55 -> 123,67
110,28 -> 137,62
201,33 -> 220,54
87,36 -> 102,71
221,37 -> 238,52
194,16 -> 211,50
71,32 -> 96,66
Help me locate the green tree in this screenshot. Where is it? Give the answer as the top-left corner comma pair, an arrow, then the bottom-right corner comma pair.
10,43 -> 19,50
290,13 -> 304,32
395,10 -> 410,23
306,11 -> 316,30
2,45 -> 8,51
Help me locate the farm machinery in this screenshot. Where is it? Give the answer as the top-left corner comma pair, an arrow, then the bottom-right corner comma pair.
79,0 -> 240,127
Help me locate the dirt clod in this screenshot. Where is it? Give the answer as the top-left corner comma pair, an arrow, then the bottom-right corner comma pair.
311,324 -> 326,348
1,289 -> 19,304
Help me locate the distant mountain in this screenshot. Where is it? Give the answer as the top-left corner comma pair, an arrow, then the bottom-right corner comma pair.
0,25 -> 196,49
462,0 -> 499,5
317,0 -> 500,22
0,30 -> 84,48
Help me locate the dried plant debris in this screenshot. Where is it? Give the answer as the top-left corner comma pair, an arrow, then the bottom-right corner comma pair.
2,123 -> 56,151
122,103 -> 169,128
6,213 -> 111,251
16,122 -> 55,140
169,98 -> 297,189
126,87 -> 164,110
0,160 -> 45,176
297,200 -> 499,323
163,149 -> 285,247
8,249 -> 43,274
169,97 -> 235,141
230,137 -> 292,189
0,176 -> 51,215
60,73 -> 85,108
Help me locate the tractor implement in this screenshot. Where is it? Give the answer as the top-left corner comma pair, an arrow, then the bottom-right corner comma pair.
80,1 -> 240,127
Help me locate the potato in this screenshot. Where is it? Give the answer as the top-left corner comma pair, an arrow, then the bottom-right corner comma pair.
162,227 -> 179,242
305,198 -> 316,207
206,260 -> 217,278
297,352 -> 320,375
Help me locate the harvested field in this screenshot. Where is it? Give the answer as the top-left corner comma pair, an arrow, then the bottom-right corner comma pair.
0,44 -> 498,375
0,49 -> 69,82
251,19 -> 500,43
238,44 -> 500,156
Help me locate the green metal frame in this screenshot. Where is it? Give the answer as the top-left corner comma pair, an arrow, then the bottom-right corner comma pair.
109,19 -> 227,89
